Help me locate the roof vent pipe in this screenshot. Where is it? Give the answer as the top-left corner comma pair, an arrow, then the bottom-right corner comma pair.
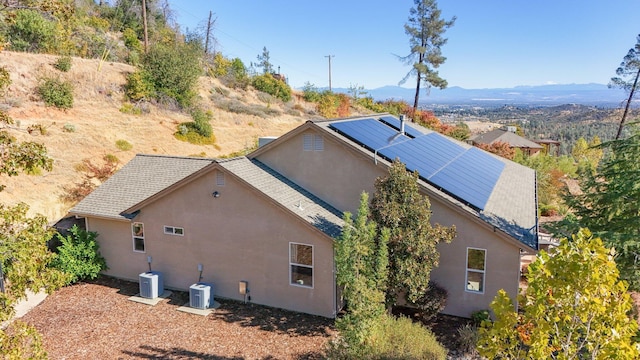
399,114 -> 405,135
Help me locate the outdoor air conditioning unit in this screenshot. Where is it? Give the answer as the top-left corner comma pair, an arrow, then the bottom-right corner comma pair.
139,271 -> 164,299
189,282 -> 213,309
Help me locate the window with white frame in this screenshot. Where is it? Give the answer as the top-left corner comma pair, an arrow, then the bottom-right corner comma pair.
466,248 -> 486,293
164,226 -> 184,236
290,243 -> 313,287
132,222 -> 145,252
303,134 -> 324,152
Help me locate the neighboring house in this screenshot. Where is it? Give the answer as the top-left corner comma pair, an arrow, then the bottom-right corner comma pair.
469,126 -> 543,156
69,114 -> 538,319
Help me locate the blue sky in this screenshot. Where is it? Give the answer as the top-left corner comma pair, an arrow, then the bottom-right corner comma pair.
168,1 -> 640,90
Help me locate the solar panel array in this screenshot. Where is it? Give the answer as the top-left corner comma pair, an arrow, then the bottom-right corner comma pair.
329,117 -> 505,210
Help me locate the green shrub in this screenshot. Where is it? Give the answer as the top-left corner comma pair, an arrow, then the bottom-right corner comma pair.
302,82 -> 322,102
115,139 -> 132,151
54,55 -> 72,72
37,76 -> 74,109
411,281 -> 448,321
252,73 -> 291,102
51,225 -> 107,284
8,9 -> 56,52
142,42 -> 203,107
471,309 -> 490,326
328,314 -> 447,359
124,70 -> 153,102
62,123 -> 75,132
174,122 -> 216,145
0,66 -> 11,96
119,102 -> 142,115
190,108 -> 213,138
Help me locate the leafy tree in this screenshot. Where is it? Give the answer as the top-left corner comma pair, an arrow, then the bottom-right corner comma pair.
251,73 -> 291,102
609,34 -> 640,139
476,140 -> 516,160
256,46 -> 273,74
559,126 -> 640,289
335,192 -> 389,346
572,135 -> 603,170
141,41 -> 203,107
370,159 -> 456,307
7,9 -> 57,52
477,228 -> 639,359
51,225 -> 107,284
399,0 -> 455,114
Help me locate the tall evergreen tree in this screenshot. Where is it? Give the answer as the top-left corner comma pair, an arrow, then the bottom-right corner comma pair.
558,126 -> 640,289
256,46 -> 273,74
609,34 -> 640,139
370,159 -> 455,306
399,0 -> 455,115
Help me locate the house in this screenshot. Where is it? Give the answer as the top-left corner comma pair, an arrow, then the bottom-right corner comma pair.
69,114 -> 538,319
469,126 -> 543,156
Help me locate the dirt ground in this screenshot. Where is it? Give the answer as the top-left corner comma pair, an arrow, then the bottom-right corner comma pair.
14,276 -> 483,359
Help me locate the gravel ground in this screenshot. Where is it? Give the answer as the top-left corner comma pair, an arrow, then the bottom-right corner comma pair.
17,276 -> 335,359
15,276 -> 485,359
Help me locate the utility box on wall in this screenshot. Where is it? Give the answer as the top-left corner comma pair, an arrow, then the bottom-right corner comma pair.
139,271 -> 164,299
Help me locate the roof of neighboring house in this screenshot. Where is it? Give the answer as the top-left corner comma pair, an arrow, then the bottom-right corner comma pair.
70,154 -> 344,238
307,115 -> 538,250
469,128 -> 543,149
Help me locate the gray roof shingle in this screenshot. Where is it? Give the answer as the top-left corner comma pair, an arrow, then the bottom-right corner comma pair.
70,155 -> 344,238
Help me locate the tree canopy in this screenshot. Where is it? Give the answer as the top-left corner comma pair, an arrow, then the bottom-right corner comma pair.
400,0 -> 455,114
370,159 -> 456,306
477,228 -> 639,359
609,34 -> 640,139
557,126 -> 640,289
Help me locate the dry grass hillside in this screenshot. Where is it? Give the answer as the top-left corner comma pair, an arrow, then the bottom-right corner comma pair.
0,51 -> 320,221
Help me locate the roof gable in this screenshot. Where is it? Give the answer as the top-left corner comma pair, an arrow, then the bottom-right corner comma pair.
471,129 -> 543,149
70,155 -> 343,238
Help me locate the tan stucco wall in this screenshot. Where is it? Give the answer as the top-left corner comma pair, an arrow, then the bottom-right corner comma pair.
86,169 -> 336,318
255,129 -> 388,215
255,126 -> 523,318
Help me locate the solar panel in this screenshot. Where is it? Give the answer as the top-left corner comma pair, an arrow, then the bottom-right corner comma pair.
379,115 -> 425,138
328,116 -> 506,210
429,147 -> 505,209
378,132 -> 466,179
329,118 -> 410,151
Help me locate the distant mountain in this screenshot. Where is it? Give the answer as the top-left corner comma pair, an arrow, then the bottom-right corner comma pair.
331,83 -> 629,107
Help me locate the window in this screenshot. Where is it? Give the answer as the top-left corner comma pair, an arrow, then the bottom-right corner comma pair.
303,134 -> 324,152
466,248 -> 486,293
132,222 -> 145,252
164,226 -> 184,236
290,243 -> 313,287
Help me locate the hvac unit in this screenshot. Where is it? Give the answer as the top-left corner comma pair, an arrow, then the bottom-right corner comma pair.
189,282 -> 214,309
139,271 -> 164,299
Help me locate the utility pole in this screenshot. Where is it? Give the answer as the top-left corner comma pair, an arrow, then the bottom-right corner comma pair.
205,11 -> 213,54
142,0 -> 149,53
325,55 -> 334,92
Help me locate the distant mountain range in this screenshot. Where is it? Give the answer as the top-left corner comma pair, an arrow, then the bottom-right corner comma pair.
330,83 -> 630,107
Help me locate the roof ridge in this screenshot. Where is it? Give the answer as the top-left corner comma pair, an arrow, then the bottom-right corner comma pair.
135,153 -> 216,162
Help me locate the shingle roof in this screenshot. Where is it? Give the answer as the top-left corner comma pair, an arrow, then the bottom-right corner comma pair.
70,155 -> 212,221
70,155 -> 344,238
470,128 -> 543,149
312,115 -> 538,250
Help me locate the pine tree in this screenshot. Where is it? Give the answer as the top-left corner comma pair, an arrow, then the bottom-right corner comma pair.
399,0 -> 455,114
609,34 -> 640,139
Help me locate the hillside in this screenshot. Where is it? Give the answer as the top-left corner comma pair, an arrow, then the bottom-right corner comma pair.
0,51 -> 318,221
